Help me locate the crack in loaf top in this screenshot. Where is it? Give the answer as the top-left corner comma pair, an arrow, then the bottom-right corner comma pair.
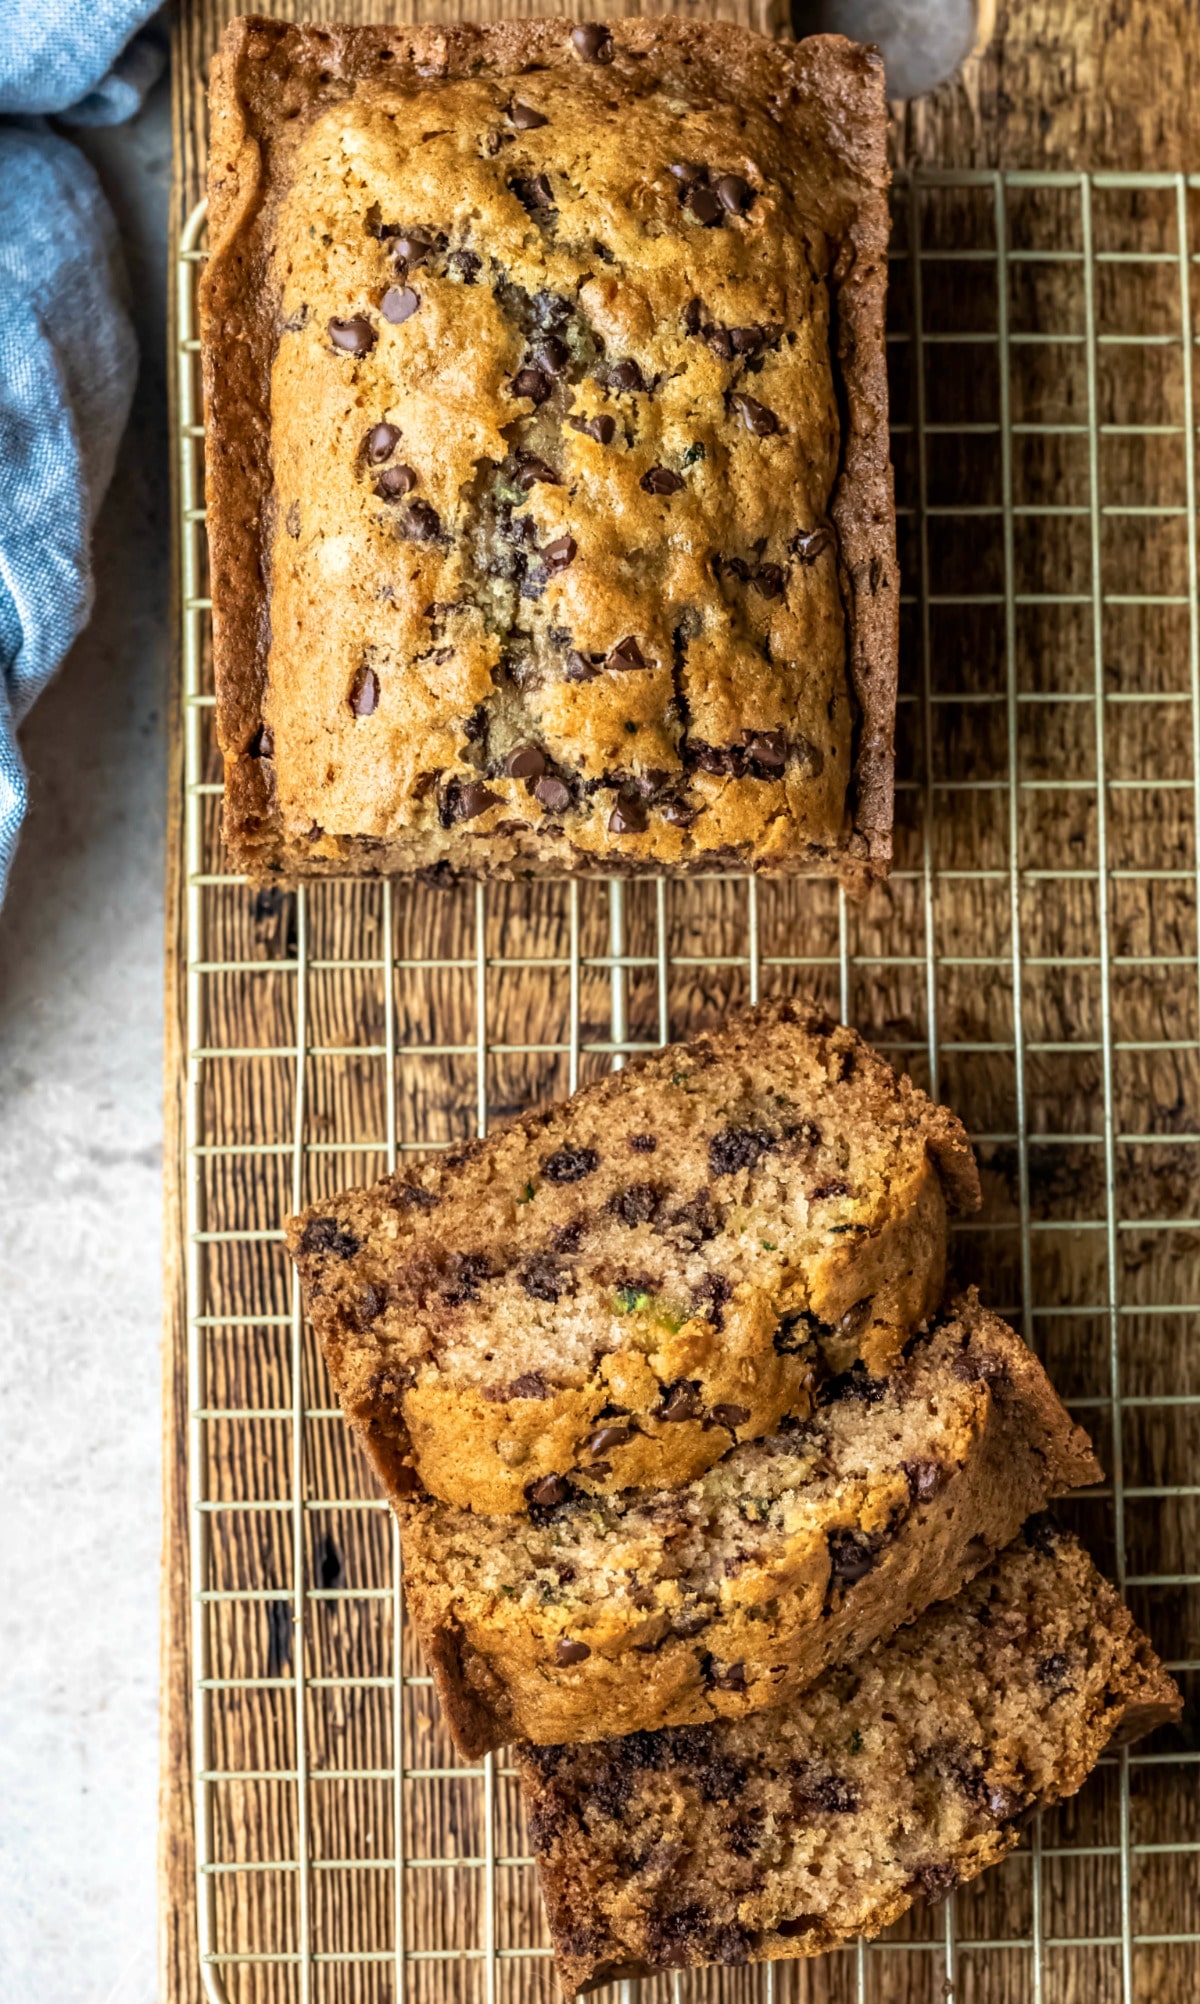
203,20 -> 895,883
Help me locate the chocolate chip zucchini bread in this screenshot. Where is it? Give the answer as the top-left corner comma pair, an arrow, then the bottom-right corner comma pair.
289,1000 -> 979,1516
400,1299 -> 1100,1756
203,18 -> 896,883
519,1523 -> 1181,1994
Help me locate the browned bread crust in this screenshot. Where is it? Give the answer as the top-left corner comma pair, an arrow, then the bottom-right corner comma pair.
202,18 -> 895,884
518,1524 -> 1181,1994
288,999 -> 979,1517
400,1297 -> 1100,1756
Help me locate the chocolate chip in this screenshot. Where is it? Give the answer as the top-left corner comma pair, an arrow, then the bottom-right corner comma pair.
730,393 -> 779,437
443,778 -> 500,824
511,365 -> 552,403
791,525 -> 834,564
555,1636 -> 592,1663
390,235 -> 432,267
564,650 -> 600,682
571,22 -> 613,63
685,186 -> 724,227
1024,1512 -> 1063,1555
905,1459 -> 946,1503
641,466 -> 684,496
828,1530 -> 876,1584
568,412 -> 616,446
669,161 -> 707,186
654,1381 -> 699,1425
328,315 -> 375,355
374,463 -> 418,500
709,1127 -> 773,1176
449,249 -> 481,283
248,725 -> 274,758
535,335 -> 570,375
381,285 -> 420,324
661,799 -> 697,826
778,1916 -> 821,1938
511,172 -> 555,211
709,1403 -> 750,1430
349,665 -> 379,716
299,1216 -> 361,1259
981,1781 -> 1021,1820
609,792 -> 648,835
715,173 -> 755,215
730,325 -> 765,355
792,1767 -> 860,1814
352,1283 -> 386,1329
505,744 -> 546,780
611,1182 -> 659,1225
1036,1651 -> 1071,1690
521,1259 -> 566,1302
366,421 -> 401,463
515,452 -> 561,488
683,297 -> 705,334
607,359 -> 645,394
510,99 -> 548,129
607,635 -> 645,672
913,1863 -> 960,1907
541,535 -> 577,573
630,1133 -> 657,1153
694,1272 -> 732,1328
744,730 -> 786,770
508,1372 -> 551,1399
819,1364 -> 886,1407
400,498 -> 441,541
751,564 -> 785,600
705,327 -> 735,360
587,1423 -> 634,1456
543,1146 -> 600,1183
527,1473 -> 571,1508
706,1658 -> 746,1691
534,775 -> 572,813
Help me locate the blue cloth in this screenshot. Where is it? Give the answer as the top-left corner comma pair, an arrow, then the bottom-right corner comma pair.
0,1 -> 162,902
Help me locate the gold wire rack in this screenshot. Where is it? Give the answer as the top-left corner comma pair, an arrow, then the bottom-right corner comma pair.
178,170 -> 1199,2004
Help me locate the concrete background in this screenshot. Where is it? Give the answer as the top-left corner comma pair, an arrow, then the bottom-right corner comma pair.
0,71 -> 171,2004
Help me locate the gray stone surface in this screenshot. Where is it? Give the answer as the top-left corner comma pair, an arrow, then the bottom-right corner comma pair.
0,73 -> 170,2004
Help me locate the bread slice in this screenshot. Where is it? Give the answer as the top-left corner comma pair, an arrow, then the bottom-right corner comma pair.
289,999 -> 979,1516
519,1521 -> 1181,1995
400,1297 -> 1099,1755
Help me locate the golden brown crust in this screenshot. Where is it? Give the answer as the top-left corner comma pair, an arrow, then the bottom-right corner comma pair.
288,998 -> 980,1517
518,1529 -> 1181,1994
202,18 -> 895,886
399,1298 -> 1101,1757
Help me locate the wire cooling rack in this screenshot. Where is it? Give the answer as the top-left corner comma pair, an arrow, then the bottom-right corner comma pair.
178,172 -> 1199,2004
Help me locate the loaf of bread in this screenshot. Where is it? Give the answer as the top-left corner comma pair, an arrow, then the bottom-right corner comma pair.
519,1521 -> 1181,1994
400,1299 -> 1100,1756
289,1000 -> 979,1516
202,18 -> 896,883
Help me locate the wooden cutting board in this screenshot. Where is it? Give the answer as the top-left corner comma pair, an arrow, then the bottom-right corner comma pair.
162,5 -> 1200,2000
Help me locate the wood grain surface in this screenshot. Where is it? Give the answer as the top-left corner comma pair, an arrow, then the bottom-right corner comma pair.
164,6 -> 1200,2002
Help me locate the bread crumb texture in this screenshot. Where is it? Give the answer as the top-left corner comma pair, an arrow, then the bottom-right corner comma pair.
399,1298 -> 1099,1753
203,22 -> 895,880
289,1000 -> 980,1517
518,1525 -> 1181,1993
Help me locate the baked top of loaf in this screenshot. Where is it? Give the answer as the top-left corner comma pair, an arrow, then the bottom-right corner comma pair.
202,18 -> 895,882
400,1297 -> 1100,1756
518,1522 -> 1181,1994
289,999 -> 979,1516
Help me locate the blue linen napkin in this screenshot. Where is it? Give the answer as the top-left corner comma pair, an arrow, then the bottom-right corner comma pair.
0,0 -> 162,902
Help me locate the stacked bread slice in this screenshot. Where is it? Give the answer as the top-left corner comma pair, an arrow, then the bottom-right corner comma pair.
289,1001 -> 1180,1993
